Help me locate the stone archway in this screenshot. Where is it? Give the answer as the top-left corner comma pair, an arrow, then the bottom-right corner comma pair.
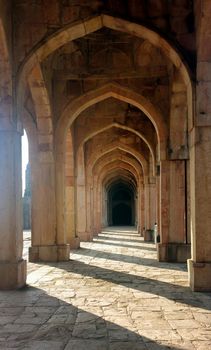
56,83 -> 165,244
16,12 -> 193,278
91,155 -> 143,237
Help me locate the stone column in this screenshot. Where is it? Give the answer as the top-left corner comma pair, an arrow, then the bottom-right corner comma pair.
94,180 -> 102,235
149,178 -> 156,229
92,174 -> 99,236
75,147 -> 89,241
29,150 -> 70,262
156,173 -> 160,238
136,190 -> 141,234
76,181 -> 87,240
143,177 -> 156,241
0,130 -> 26,289
188,0 -> 211,291
86,183 -> 94,240
140,183 -> 145,236
65,177 -> 79,249
65,130 -> 79,248
101,187 -> 107,228
158,160 -> 189,262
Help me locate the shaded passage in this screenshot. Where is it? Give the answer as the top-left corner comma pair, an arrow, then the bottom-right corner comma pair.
107,181 -> 135,226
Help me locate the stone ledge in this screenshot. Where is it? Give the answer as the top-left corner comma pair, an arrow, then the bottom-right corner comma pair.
188,259 -> 211,292
0,259 -> 26,290
158,243 -> 191,262
29,244 -> 70,262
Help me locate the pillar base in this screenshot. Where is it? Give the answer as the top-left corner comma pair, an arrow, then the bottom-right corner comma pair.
143,229 -> 154,242
29,244 -> 70,262
157,243 -> 191,262
138,227 -> 143,237
0,259 -> 26,290
188,259 -> 211,291
78,232 -> 92,242
68,237 -> 80,249
93,228 -> 99,237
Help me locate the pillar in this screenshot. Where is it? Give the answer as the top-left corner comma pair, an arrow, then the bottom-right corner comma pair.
94,178 -> 102,235
0,130 -> 26,289
158,160 -> 190,262
143,177 -> 156,241
65,131 -> 79,249
76,147 -> 89,241
29,149 -> 70,262
156,172 -> 160,238
188,0 -> 211,291
92,173 -> 103,236
65,176 -> 79,249
86,182 -> 94,239
101,186 -> 107,228
139,183 -> 145,236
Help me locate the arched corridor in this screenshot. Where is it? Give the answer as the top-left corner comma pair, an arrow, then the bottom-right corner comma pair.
2,1 -> 211,347
1,0 -> 211,299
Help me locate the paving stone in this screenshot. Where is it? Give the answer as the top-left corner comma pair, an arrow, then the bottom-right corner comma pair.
168,319 -> 202,329
193,312 -> 211,324
145,340 -> 195,349
177,328 -> 211,341
1,324 -> 38,333
192,340 -> 211,349
131,311 -> 163,320
135,319 -> 172,330
109,341 -> 147,350
164,311 -> 193,320
140,329 -> 181,341
22,340 -> 65,350
64,339 -> 107,350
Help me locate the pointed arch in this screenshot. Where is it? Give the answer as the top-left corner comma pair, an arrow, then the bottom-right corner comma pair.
57,82 -> 167,160
17,14 -> 193,133
78,122 -> 155,173
86,144 -> 148,178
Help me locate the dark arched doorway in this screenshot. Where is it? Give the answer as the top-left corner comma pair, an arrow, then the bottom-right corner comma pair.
108,181 -> 135,226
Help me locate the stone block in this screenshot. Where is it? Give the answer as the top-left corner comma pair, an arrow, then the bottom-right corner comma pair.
0,260 -> 26,290
29,245 -> 70,262
188,259 -> 211,292
158,243 -> 191,262
143,229 -> 154,242
68,237 -> 80,249
78,232 -> 92,242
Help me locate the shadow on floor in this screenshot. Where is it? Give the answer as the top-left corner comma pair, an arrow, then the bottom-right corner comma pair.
0,285 -> 188,350
74,247 -> 186,272
96,235 -> 152,245
92,239 -> 157,252
53,260 -> 211,312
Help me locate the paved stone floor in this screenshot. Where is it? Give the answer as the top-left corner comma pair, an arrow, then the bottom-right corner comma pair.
1,228 -> 211,349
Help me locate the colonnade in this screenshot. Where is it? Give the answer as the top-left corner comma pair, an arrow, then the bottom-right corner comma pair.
1,8 -> 211,292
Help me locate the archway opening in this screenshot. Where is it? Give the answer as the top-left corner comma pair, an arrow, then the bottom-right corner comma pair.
21,129 -> 31,231
108,181 -> 135,226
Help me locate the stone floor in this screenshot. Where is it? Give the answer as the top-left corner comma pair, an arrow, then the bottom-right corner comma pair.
1,228 -> 211,349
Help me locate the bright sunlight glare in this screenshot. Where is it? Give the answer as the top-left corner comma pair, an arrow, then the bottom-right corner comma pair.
21,130 -> 29,196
